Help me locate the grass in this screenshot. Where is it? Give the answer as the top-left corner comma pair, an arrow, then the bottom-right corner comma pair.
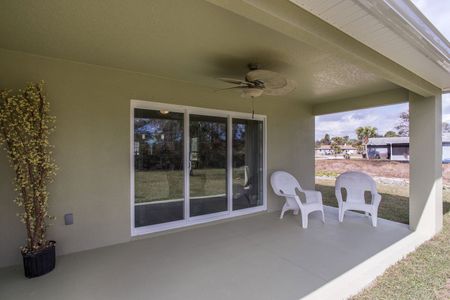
315,170 -> 340,178
354,204 -> 450,300
135,168 -> 246,203
315,179 -> 450,299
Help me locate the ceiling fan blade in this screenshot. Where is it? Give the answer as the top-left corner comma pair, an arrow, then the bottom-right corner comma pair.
263,79 -> 297,96
246,70 -> 288,89
217,68 -> 296,97
215,86 -> 245,92
218,77 -> 248,85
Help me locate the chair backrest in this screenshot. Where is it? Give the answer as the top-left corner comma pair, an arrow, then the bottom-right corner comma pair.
270,171 -> 302,197
336,171 -> 377,203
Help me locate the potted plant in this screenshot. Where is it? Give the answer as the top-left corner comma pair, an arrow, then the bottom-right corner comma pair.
0,82 -> 57,278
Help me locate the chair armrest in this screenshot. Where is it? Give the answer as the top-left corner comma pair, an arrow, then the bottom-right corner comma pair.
372,193 -> 382,208
279,192 -> 298,198
303,190 -> 322,204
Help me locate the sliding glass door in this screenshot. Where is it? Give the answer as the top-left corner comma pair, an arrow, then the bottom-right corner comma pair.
189,115 -> 228,217
232,119 -> 264,210
133,109 -> 184,227
132,102 -> 266,235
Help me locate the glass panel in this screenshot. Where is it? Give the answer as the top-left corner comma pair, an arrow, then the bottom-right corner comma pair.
392,145 -> 409,156
232,119 -> 263,210
134,109 -> 184,227
189,115 -> 227,217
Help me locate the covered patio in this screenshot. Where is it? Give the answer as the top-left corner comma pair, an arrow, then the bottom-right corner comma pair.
0,207 -> 411,300
0,0 -> 449,299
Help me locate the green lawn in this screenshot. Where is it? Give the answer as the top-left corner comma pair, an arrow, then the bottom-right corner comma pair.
316,179 -> 450,299
135,168 -> 246,203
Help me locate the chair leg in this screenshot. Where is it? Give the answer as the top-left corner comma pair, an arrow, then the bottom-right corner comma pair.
245,194 -> 251,206
321,209 -> 325,223
371,211 -> 378,227
339,208 -> 345,222
280,203 -> 288,219
301,212 -> 308,229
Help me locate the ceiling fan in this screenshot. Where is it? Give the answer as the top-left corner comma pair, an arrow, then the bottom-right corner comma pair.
218,63 -> 296,99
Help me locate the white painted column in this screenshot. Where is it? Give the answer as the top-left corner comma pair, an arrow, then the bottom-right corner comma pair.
409,92 -> 443,236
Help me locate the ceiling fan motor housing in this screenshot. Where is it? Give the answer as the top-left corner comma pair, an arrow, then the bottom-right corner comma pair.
248,63 -> 261,70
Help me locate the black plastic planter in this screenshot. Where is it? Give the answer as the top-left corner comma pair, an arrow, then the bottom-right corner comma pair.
22,241 -> 56,278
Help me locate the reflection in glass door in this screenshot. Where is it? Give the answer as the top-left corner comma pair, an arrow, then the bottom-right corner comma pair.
189,115 -> 228,217
232,119 -> 264,210
134,109 -> 184,227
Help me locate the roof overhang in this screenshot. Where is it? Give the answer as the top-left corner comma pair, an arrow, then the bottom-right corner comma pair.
289,0 -> 450,91
207,0 -> 443,97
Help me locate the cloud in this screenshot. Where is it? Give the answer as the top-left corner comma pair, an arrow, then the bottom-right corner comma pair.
442,94 -> 450,123
315,103 -> 408,140
316,95 -> 450,140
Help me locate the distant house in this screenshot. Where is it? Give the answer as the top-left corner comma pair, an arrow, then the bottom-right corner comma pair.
341,144 -> 358,155
315,144 -> 357,156
315,145 -> 332,155
366,135 -> 450,162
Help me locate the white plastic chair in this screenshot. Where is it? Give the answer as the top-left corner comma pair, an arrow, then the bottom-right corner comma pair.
270,171 -> 325,228
335,171 -> 382,226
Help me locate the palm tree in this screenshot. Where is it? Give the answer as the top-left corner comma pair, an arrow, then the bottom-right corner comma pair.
356,126 -> 378,143
355,126 -> 378,158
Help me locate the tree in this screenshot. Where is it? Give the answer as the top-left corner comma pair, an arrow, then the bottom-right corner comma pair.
330,142 -> 342,155
320,133 -> 331,145
348,138 -> 359,147
384,130 -> 398,137
0,82 -> 57,253
331,136 -> 345,145
395,111 -> 409,137
355,126 -> 378,143
354,141 -> 365,154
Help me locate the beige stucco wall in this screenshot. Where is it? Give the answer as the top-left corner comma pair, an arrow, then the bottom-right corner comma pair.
0,49 -> 314,267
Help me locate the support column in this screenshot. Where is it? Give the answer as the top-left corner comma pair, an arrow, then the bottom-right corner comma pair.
409,92 -> 443,236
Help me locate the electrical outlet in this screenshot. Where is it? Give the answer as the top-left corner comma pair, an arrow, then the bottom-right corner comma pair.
64,213 -> 73,225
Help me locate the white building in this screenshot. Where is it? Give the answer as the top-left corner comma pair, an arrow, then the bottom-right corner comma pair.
367,135 -> 450,162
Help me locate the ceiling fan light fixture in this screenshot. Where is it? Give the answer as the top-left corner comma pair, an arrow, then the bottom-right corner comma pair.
241,88 -> 264,98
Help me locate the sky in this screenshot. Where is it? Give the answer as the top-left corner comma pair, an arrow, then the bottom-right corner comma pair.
315,0 -> 450,140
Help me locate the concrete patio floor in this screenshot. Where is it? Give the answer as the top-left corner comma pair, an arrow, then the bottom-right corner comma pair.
0,207 -> 411,300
